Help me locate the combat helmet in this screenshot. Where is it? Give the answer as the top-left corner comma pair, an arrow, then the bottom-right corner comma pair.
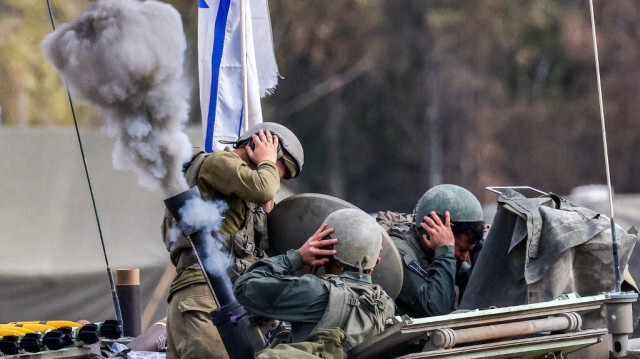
323,208 -> 384,272
235,122 -> 304,178
414,184 -> 483,228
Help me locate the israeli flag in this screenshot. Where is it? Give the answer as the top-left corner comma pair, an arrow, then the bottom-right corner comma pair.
198,0 -> 279,152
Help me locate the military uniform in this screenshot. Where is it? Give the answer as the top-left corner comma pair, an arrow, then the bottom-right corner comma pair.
166,147 -> 280,359
233,249 -> 396,350
379,212 -> 456,318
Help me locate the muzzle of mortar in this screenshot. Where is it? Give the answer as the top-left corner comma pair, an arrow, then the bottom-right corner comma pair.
165,187 -> 265,359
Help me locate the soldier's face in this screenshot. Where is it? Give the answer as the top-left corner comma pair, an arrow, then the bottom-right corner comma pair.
276,159 -> 287,178
454,234 -> 475,262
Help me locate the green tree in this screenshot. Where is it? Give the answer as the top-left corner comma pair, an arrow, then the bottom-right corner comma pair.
0,1 -> 92,127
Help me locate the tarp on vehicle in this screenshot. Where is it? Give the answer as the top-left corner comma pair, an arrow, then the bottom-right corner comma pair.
461,188 -> 638,328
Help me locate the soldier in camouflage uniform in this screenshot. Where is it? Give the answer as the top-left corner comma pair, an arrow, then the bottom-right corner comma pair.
377,184 -> 485,318
164,123 -> 304,359
234,208 -> 396,355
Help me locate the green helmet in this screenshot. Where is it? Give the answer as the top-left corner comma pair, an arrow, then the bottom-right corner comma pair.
323,208 -> 384,272
414,184 -> 483,227
236,122 -> 304,178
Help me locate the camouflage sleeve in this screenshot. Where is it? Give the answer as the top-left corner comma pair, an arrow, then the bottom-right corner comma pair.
399,245 -> 456,317
233,249 -> 329,322
198,150 -> 280,204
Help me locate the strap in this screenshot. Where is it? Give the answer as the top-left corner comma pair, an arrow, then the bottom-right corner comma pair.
326,276 -> 345,287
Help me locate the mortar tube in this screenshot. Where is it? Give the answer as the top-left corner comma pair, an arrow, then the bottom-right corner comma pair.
164,187 -> 263,358
164,187 -> 235,306
211,302 -> 259,359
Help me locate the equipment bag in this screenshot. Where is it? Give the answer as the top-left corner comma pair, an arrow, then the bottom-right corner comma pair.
312,276 -> 390,351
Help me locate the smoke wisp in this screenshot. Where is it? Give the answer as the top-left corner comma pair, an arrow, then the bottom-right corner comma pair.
180,197 -> 232,290
42,0 -> 192,196
180,197 -> 228,235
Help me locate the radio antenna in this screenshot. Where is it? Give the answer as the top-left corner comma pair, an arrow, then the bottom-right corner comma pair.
588,0 -> 621,292
45,0 -> 123,331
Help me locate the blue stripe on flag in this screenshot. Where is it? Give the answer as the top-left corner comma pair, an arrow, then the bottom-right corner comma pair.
198,0 -> 209,9
205,0 -> 231,152
238,106 -> 243,137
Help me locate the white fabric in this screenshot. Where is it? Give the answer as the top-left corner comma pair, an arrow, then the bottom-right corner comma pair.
198,0 -> 278,152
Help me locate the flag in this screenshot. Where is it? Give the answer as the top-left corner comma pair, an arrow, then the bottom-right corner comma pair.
198,0 -> 279,152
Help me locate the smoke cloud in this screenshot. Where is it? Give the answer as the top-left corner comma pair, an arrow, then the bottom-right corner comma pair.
41,0 -> 192,196
180,197 -> 228,235
42,0 -> 234,288
180,197 -> 232,281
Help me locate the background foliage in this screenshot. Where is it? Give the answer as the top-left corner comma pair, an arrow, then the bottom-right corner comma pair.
2,0 -> 640,213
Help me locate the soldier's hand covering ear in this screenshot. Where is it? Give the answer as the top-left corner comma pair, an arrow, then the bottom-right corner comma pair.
420,211 -> 455,250
247,130 -> 279,165
298,223 -> 338,267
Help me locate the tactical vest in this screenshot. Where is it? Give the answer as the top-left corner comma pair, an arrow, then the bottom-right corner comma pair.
161,149 -> 269,282
292,275 -> 390,352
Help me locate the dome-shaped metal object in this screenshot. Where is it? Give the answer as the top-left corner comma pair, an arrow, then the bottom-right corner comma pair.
267,193 -> 404,299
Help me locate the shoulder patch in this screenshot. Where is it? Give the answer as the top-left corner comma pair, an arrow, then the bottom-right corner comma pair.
407,260 -> 429,279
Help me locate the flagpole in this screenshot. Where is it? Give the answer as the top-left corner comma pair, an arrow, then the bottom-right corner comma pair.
239,0 -> 249,132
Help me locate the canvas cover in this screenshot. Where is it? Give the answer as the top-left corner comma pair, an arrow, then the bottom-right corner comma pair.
0,128 -> 179,325
460,188 -> 638,328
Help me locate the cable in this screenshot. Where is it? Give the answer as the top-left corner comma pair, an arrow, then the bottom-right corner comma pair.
45,0 -> 123,332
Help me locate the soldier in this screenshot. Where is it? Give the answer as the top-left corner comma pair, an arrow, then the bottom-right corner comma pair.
233,208 -> 396,355
164,122 -> 304,359
377,184 -> 485,318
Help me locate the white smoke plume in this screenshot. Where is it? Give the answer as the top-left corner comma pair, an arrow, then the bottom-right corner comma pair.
180,197 -> 232,281
41,0 -> 192,196
180,197 -> 228,235
42,0 -> 234,289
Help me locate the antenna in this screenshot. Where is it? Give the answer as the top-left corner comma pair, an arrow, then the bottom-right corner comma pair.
45,0 -> 123,332
588,0 -> 621,292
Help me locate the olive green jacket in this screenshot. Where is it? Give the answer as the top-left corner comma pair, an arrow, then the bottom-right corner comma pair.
169,148 -> 280,297
392,229 -> 456,318
197,148 -> 280,234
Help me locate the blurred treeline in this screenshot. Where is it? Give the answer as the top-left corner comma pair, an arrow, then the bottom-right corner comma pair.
2,1 -> 640,213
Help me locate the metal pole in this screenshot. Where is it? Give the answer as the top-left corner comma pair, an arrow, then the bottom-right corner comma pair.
429,313 -> 581,349
588,0 -> 621,292
45,0 -> 123,334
